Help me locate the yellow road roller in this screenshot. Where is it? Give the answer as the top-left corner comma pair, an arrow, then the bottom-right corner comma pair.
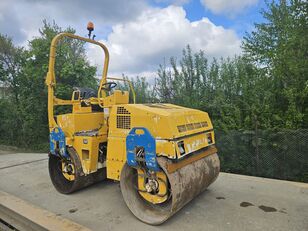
46,25 -> 220,225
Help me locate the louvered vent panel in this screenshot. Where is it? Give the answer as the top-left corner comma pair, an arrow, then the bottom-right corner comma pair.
177,121 -> 209,133
186,123 -> 194,130
194,122 -> 202,129
177,125 -> 187,132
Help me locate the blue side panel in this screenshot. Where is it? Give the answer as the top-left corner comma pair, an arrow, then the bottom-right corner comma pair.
49,127 -> 68,158
126,127 -> 160,172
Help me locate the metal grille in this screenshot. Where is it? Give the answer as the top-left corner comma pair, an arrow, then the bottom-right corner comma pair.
201,121 -> 208,127
116,106 -> 131,129
116,115 -> 131,129
177,125 -> 187,132
186,123 -> 194,130
117,106 -> 130,114
194,122 -> 202,129
177,121 -> 208,133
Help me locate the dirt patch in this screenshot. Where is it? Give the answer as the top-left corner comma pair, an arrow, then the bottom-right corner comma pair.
69,208 -> 78,213
258,205 -> 277,212
240,202 -> 254,207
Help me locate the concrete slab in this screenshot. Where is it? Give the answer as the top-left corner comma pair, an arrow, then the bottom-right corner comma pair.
0,153 -> 307,231
0,190 -> 90,231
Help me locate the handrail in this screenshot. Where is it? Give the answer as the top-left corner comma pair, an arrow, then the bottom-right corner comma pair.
45,32 -> 110,130
107,77 -> 136,104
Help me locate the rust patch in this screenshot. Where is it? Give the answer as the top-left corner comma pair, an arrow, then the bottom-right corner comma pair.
240,202 -> 254,207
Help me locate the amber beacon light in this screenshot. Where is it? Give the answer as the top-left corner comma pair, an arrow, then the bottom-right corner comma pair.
87,21 -> 94,39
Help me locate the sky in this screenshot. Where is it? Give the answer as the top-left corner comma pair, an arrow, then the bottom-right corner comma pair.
0,0 -> 268,78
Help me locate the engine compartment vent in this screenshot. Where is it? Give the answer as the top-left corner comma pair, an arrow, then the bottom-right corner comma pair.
117,107 -> 131,129
117,106 -> 130,114
117,116 -> 131,129
177,121 -> 208,133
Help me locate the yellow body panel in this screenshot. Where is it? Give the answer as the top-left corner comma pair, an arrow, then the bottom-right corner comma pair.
108,104 -> 213,139
72,104 -> 92,114
57,112 -> 108,174
106,137 -> 126,180
103,90 -> 129,107
72,135 -> 106,174
57,112 -> 105,137
106,103 -> 215,181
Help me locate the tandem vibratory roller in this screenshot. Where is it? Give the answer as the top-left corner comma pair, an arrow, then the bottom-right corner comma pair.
46,22 -> 220,225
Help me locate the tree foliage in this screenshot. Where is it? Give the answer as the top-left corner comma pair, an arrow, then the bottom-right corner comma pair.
118,76 -> 153,103
243,0 -> 308,128
0,21 -> 97,149
153,46 -> 274,131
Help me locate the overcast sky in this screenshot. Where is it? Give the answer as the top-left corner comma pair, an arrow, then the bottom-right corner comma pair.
0,0 -> 267,78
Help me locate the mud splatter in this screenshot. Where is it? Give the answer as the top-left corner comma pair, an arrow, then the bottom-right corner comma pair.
240,202 -> 254,207
69,208 -> 78,213
258,205 -> 277,212
216,196 -> 225,200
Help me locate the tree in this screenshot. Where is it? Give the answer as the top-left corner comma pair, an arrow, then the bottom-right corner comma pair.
0,35 -> 25,145
117,75 -> 153,103
155,59 -> 176,103
0,35 -> 25,102
0,21 -> 97,149
154,46 -> 270,130
242,0 -> 308,128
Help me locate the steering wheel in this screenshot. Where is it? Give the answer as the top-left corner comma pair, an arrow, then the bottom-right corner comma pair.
101,82 -> 117,91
